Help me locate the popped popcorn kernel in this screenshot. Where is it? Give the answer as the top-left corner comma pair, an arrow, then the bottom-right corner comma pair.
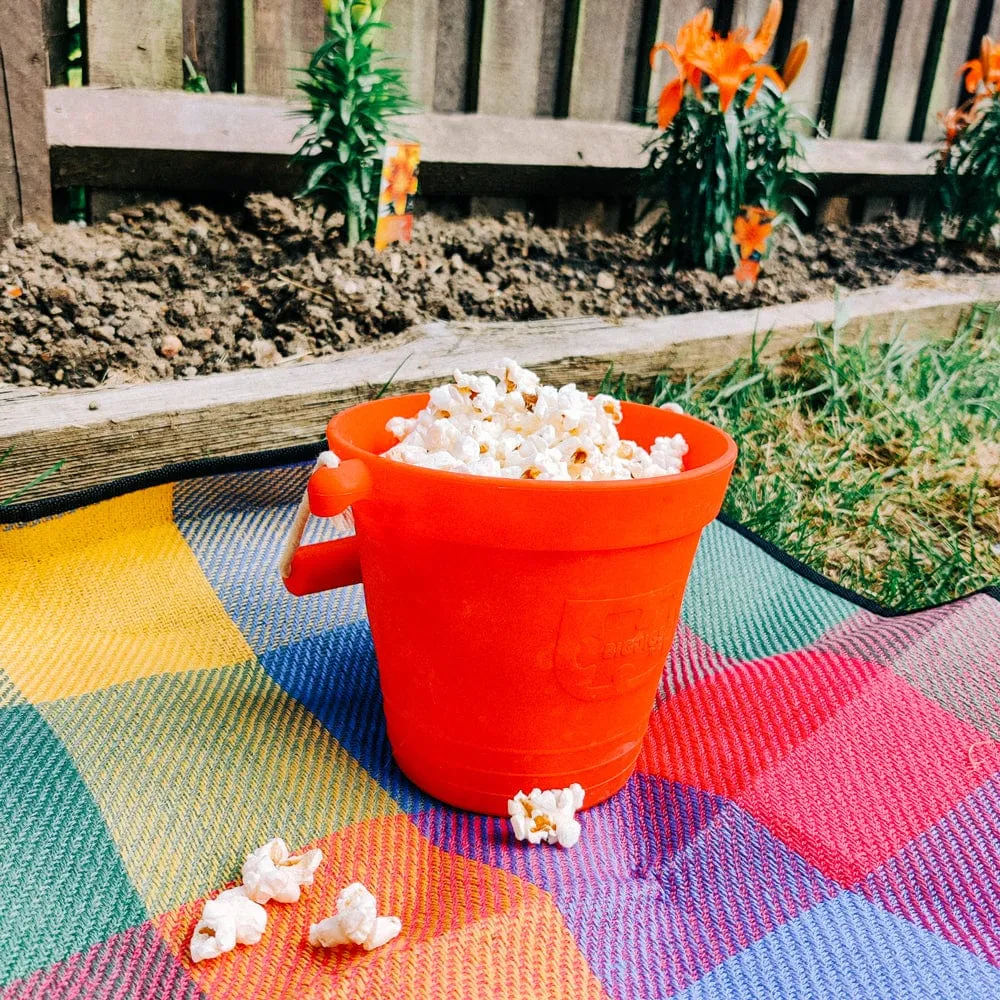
508,783 -> 585,848
189,887 -> 268,963
384,362 -> 687,482
241,838 -> 323,904
308,882 -> 402,952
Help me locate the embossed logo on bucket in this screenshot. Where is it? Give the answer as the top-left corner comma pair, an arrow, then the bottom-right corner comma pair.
553,587 -> 681,701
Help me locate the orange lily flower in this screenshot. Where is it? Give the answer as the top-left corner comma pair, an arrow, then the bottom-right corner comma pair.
734,258 -> 761,283
960,35 -> 1000,94
733,207 -> 774,260
743,0 -> 782,60
382,144 -> 419,215
782,39 -> 809,88
650,7 -> 713,127
940,105 -> 973,149
650,1 -> 794,127
657,77 -> 684,130
688,37 -> 785,111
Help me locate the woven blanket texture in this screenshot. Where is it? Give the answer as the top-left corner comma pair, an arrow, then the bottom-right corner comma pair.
1,460 -> 999,999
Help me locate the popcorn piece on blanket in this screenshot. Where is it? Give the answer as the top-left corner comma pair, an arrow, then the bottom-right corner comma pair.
508,783 -> 585,848
241,838 -> 324,904
308,882 -> 402,952
383,359 -> 690,482
189,887 -> 267,962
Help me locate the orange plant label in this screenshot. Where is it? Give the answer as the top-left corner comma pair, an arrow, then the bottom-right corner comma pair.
374,141 -> 420,252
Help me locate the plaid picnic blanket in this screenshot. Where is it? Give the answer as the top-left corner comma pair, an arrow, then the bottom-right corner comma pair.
1,453 -> 999,1000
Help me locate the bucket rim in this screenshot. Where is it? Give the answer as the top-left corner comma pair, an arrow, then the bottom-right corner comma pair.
327,392 -> 738,492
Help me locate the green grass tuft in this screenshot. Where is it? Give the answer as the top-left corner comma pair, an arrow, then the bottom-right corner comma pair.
617,305 -> 1000,610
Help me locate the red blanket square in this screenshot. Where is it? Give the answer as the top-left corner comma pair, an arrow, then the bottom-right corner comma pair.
737,672 -> 999,886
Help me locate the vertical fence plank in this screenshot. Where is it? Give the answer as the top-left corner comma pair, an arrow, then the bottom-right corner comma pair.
991,1 -> 1000,38
86,0 -> 183,87
786,0 -> 839,124
0,0 -> 54,232
381,0 -> 440,110
921,0 -> 978,137
476,0 -> 547,114
646,0 -> 707,117
876,0 -> 938,140
87,0 -> 183,216
568,0 -> 644,120
535,0 -> 566,116
42,0 -> 70,85
183,0 -> 237,91
0,77 -> 17,235
288,0 -> 325,83
433,0 -> 474,111
243,0 -> 323,97
830,1 -> 890,136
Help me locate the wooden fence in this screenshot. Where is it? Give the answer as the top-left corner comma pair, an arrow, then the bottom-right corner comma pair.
3,0 -> 1000,229
90,0 -> 1000,134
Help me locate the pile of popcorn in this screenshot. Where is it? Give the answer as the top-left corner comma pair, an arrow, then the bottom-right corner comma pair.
508,783 -> 585,849
190,837 -> 400,963
385,360 -> 688,482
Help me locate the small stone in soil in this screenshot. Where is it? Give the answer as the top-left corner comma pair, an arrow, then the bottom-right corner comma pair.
160,334 -> 183,359
596,271 -> 616,291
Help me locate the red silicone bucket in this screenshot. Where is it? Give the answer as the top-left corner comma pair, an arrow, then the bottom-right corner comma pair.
283,393 -> 736,814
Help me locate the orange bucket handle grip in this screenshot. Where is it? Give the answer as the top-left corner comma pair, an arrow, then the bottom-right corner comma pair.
280,457 -> 373,597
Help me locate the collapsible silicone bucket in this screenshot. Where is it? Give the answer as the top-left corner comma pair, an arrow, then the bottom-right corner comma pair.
283,393 -> 737,814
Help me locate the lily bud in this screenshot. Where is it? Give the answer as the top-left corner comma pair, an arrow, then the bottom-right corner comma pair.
782,38 -> 809,88
350,0 -> 386,26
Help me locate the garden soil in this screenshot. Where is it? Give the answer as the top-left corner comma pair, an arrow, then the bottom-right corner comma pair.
2,194 -> 998,390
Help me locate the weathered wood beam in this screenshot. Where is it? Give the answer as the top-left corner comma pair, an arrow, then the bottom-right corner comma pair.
2,275 -> 998,504
45,87 -> 938,199
0,0 -> 53,233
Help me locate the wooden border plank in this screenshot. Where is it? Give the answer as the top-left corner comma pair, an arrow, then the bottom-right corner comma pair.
0,0 -> 54,227
3,274 -> 1000,502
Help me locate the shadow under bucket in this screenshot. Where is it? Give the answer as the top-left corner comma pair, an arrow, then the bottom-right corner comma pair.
283,393 -> 737,814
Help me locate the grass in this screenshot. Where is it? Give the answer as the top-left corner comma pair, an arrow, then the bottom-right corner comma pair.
0,450 -> 64,508
605,303 -> 1000,611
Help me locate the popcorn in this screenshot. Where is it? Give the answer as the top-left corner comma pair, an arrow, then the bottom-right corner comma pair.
241,838 -> 324,904
190,904 -> 237,963
308,883 -> 402,952
508,783 -> 585,849
189,887 -> 267,963
213,887 -> 268,945
384,360 -> 688,482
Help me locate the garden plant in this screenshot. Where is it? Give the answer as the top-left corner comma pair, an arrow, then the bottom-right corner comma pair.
294,0 -> 415,245
927,35 -> 1000,247
642,1 -> 812,279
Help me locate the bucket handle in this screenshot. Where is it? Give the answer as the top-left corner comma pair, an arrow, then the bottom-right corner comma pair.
279,453 -> 373,597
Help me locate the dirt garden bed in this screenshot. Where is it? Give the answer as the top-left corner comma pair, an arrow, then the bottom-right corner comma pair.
2,193 -> 999,391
